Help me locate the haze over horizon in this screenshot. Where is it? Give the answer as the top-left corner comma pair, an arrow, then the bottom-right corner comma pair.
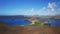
0,0 -> 60,16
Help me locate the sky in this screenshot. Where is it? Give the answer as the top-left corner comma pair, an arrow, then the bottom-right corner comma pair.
0,0 -> 60,16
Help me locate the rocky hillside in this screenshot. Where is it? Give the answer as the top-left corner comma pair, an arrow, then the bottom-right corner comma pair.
50,15 -> 60,19
0,23 -> 60,34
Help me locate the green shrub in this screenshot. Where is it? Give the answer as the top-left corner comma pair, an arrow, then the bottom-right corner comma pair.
29,22 -> 41,26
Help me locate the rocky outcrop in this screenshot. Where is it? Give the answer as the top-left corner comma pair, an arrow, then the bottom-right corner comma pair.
50,15 -> 60,19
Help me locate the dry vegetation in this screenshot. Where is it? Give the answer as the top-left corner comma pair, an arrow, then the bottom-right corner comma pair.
0,23 -> 60,34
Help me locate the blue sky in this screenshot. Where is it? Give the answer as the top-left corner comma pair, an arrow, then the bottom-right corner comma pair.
0,0 -> 60,16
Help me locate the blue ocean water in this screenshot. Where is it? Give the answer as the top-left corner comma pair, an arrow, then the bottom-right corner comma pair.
50,19 -> 60,26
39,18 -> 60,26
0,18 -> 31,26
0,17 -> 60,26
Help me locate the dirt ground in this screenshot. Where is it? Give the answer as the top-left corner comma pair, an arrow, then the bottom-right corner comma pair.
0,26 -> 60,34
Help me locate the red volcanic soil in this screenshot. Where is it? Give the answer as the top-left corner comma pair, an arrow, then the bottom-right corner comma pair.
0,23 -> 60,34
45,26 -> 60,34
21,26 -> 60,34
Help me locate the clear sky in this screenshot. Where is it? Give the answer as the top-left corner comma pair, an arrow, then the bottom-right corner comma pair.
0,0 -> 60,16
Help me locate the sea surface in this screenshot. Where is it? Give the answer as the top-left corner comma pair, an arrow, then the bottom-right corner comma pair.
0,18 -> 31,26
50,19 -> 60,26
0,17 -> 60,26
39,18 -> 60,26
